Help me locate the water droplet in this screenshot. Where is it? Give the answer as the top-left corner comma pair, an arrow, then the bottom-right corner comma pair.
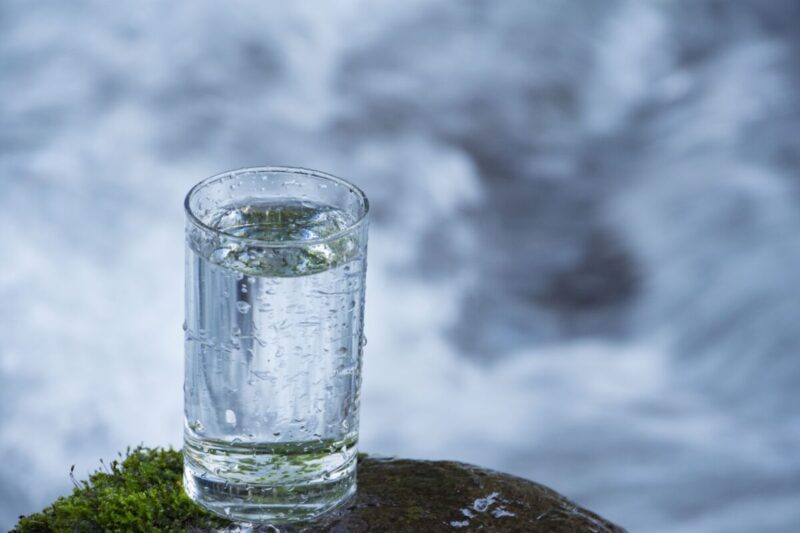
235,271 -> 244,281
273,431 -> 281,437
225,409 -> 237,425
251,370 -> 271,380
232,326 -> 242,337
237,301 -> 251,314
360,335 -> 368,347
337,347 -> 347,355
241,284 -> 249,294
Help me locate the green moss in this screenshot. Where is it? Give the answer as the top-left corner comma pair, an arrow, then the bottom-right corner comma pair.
12,447 -> 228,533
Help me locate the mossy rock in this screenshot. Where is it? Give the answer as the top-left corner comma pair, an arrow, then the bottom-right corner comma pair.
12,448 -> 226,533
13,447 -> 625,532
299,457 -> 625,532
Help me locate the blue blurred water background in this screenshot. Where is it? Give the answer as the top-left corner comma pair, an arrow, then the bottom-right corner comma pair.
1,1 -> 799,531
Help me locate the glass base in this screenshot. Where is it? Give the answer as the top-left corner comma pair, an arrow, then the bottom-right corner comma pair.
183,455 -> 356,524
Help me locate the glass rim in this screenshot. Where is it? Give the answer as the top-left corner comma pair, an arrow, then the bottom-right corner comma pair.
184,166 -> 370,248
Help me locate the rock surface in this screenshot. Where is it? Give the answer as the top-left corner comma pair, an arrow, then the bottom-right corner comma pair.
228,457 -> 626,532
13,448 -> 625,532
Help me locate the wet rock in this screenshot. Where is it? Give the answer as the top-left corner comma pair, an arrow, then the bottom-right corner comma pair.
14,448 -> 625,532
250,456 -> 626,532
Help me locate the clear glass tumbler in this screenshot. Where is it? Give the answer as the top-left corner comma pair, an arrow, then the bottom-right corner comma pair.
182,167 -> 369,523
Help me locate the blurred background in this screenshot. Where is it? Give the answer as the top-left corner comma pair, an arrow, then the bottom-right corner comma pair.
1,0 -> 799,531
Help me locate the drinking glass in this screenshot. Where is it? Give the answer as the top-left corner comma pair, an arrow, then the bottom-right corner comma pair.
182,167 -> 369,523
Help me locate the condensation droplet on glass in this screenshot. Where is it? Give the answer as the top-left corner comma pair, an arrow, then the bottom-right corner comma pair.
251,370 -> 271,381
237,301 -> 251,314
225,409 -> 237,426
